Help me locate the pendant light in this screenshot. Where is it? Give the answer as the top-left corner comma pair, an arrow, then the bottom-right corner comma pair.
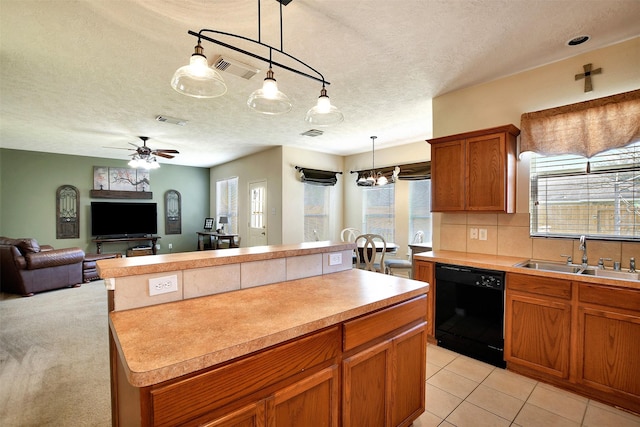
305,85 -> 344,126
357,136 -> 388,186
247,61 -> 292,115
171,42 -> 227,98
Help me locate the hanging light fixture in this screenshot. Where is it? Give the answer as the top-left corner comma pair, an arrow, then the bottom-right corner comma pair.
247,60 -> 292,114
171,41 -> 227,98
356,136 -> 389,186
128,154 -> 161,170
172,0 -> 342,123
305,85 -> 344,126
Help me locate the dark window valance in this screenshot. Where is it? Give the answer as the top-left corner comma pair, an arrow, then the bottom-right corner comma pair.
351,165 -> 398,186
520,89 -> 640,158
397,161 -> 431,180
295,166 -> 341,186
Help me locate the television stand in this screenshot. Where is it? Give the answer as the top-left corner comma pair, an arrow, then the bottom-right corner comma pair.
93,236 -> 160,255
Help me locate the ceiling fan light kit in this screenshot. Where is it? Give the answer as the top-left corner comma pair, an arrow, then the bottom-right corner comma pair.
171,0 -> 343,125
124,136 -> 179,170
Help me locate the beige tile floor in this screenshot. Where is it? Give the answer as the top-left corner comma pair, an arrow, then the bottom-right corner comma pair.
414,344 -> 640,427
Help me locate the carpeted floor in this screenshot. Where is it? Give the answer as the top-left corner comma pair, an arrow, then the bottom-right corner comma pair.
0,281 -> 111,426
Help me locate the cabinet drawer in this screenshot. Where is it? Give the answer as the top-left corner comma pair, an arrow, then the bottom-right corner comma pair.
507,273 -> 572,300
343,295 -> 427,351
150,326 -> 340,427
579,283 -> 640,311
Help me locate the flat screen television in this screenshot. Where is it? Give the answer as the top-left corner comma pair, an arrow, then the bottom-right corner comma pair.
91,202 -> 157,237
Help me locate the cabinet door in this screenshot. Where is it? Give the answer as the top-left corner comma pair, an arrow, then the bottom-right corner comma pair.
391,323 -> 427,427
466,132 -> 506,211
201,401 -> 266,427
505,291 -> 571,378
413,261 -> 435,339
343,340 -> 392,427
431,139 -> 465,211
267,365 -> 339,427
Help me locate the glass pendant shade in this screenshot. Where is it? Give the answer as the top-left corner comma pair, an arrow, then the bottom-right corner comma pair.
171,44 -> 227,98
247,68 -> 292,115
305,87 -> 344,126
376,174 -> 388,186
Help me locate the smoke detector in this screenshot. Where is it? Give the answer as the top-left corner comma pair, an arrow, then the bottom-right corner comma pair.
213,56 -> 260,80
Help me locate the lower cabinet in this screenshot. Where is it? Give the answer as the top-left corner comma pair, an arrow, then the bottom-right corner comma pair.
413,260 -> 435,340
505,273 -> 640,414
505,273 -> 572,379
115,295 -> 427,426
575,283 -> 640,414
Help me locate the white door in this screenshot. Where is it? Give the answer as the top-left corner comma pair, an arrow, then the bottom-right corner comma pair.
248,180 -> 268,246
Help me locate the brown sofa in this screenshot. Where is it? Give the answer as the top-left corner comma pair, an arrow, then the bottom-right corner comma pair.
0,237 -> 85,296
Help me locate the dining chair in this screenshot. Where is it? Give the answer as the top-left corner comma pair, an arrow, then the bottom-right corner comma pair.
384,230 -> 425,278
340,227 -> 361,242
355,233 -> 387,273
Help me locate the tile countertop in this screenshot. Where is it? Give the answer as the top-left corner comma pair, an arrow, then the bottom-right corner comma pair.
109,268 -> 429,388
414,250 -> 640,290
97,240 -> 355,278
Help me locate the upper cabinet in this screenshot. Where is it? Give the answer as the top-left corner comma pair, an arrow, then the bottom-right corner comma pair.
428,125 -> 520,213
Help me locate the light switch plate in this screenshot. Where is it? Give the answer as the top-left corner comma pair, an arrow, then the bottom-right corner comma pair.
479,228 -> 488,241
149,275 -> 178,296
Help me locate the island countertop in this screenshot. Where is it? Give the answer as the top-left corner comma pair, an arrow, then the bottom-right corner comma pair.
109,268 -> 429,387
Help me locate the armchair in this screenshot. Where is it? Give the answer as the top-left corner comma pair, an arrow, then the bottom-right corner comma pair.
0,237 -> 85,296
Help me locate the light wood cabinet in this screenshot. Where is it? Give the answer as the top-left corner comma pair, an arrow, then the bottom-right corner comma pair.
505,272 -> 640,414
342,296 -> 427,427
505,273 -> 572,379
575,283 -> 640,414
428,125 -> 519,212
413,260 -> 435,340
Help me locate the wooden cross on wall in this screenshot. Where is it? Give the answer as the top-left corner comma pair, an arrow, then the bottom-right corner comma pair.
575,63 -> 602,92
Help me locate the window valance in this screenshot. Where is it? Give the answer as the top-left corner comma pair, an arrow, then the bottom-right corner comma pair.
397,161 -> 431,181
520,89 -> 640,158
295,166 -> 341,186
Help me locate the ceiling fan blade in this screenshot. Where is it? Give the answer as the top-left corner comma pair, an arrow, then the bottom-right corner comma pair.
154,149 -> 180,154
155,152 -> 175,159
104,146 -> 135,151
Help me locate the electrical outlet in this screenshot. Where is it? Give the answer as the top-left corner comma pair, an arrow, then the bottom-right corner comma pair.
149,275 -> 178,296
479,228 -> 488,241
168,243 -> 173,250
329,253 -> 343,266
470,228 -> 478,239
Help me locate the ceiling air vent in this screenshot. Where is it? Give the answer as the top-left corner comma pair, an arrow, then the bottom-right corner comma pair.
155,115 -> 188,126
213,56 -> 260,80
301,129 -> 324,137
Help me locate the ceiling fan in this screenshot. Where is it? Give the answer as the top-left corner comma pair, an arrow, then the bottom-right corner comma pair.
126,136 -> 179,159
107,136 -> 179,169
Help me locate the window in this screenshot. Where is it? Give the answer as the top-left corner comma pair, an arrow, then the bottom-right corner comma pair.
362,185 -> 395,242
530,141 -> 640,240
216,177 -> 238,234
409,180 -> 432,243
304,184 -> 330,241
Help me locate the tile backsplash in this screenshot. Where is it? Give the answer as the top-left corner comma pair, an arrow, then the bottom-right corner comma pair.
439,212 -> 640,269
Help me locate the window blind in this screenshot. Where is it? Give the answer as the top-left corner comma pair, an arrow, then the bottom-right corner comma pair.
362,185 -> 395,242
530,141 -> 640,239
216,177 -> 238,234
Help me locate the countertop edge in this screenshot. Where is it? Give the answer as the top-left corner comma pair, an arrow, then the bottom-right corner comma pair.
414,250 -> 640,290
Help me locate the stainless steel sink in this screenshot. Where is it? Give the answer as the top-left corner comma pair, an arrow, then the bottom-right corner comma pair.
514,259 -> 639,281
580,268 -> 640,281
514,260 -> 583,274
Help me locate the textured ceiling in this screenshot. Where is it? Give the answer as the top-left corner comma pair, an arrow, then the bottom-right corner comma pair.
1,0 -> 639,168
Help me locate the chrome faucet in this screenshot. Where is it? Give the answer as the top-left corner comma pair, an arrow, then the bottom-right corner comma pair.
579,235 -> 588,267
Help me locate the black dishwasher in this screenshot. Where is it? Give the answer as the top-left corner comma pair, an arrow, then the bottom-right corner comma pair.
435,263 -> 506,368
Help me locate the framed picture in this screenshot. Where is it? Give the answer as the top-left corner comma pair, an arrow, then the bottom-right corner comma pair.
203,218 -> 214,230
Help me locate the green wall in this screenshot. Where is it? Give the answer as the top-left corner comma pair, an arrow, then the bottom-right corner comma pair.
0,149 -> 210,254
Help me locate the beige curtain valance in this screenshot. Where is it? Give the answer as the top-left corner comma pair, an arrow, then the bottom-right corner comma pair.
520,89 -> 640,158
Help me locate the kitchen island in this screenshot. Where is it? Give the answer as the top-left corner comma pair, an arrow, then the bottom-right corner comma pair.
109,267 -> 429,426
